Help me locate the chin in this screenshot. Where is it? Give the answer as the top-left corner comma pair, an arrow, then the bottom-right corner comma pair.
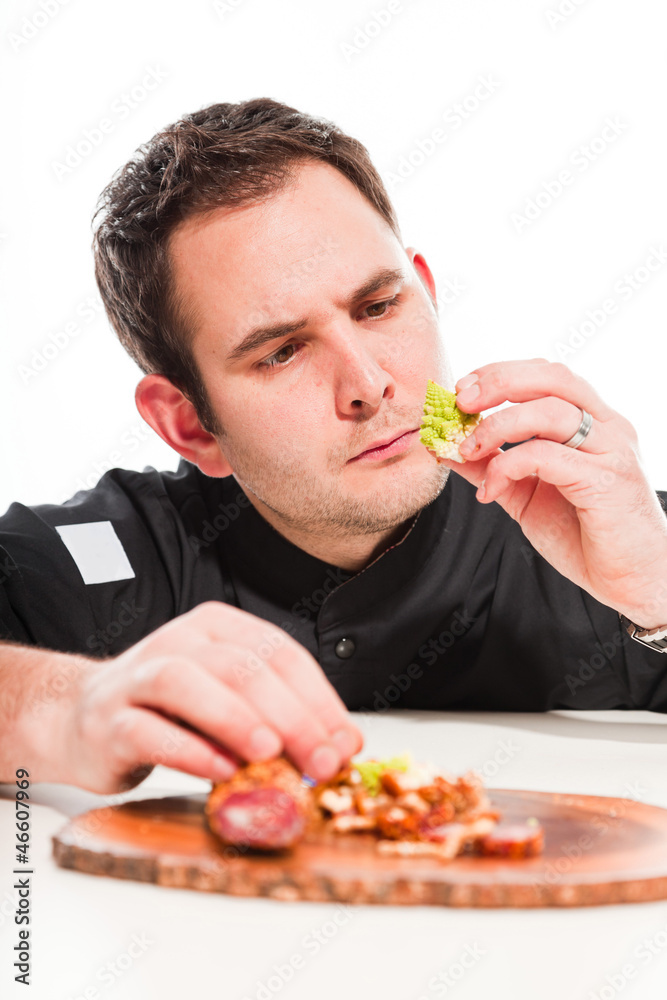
353,458 -> 449,514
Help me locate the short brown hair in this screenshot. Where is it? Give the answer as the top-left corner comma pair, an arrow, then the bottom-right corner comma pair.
92,97 -> 401,434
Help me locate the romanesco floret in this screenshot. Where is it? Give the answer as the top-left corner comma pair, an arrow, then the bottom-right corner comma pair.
354,754 -> 411,796
419,378 -> 481,463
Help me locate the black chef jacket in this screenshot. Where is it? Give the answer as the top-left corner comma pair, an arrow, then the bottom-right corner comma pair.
1,457 -> 666,713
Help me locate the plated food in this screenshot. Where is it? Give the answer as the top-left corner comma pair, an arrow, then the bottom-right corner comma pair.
206,754 -> 544,861
420,378 -> 481,463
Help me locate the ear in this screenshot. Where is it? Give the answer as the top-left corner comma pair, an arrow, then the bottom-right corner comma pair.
405,247 -> 438,310
135,374 -> 233,478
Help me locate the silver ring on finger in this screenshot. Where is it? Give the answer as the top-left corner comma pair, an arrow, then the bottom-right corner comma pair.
561,407 -> 593,449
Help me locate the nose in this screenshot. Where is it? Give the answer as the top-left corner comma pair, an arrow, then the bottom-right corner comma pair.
333,330 -> 396,415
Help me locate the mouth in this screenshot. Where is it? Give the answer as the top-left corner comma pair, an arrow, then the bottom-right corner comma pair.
349,427 -> 421,463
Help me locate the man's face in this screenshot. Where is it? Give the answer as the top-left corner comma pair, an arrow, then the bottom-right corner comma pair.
168,160 -> 451,537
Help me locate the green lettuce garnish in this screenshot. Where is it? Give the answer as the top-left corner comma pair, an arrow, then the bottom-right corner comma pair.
353,754 -> 412,796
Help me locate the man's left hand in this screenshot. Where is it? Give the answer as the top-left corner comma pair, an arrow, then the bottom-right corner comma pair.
437,359 -> 667,628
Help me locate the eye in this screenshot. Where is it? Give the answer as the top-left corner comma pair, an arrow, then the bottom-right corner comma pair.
256,342 -> 302,371
255,296 -> 401,372
363,296 -> 401,319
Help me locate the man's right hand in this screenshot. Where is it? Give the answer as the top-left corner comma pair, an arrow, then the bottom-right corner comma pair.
60,602 -> 363,794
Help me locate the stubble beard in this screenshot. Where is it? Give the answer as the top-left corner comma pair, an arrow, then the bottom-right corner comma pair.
231,445 -> 451,537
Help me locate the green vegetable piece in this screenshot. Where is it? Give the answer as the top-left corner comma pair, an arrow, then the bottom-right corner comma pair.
419,378 -> 481,462
354,754 -> 411,796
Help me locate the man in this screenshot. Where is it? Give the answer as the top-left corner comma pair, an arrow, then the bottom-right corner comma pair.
2,98 -> 666,796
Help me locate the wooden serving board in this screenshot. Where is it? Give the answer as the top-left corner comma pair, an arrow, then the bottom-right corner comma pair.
52,789 -> 667,908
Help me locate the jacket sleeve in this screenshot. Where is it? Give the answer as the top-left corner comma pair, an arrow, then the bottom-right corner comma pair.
0,466 -> 184,657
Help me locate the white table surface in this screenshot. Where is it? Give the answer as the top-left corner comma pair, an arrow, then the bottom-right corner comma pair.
3,709 -> 667,1000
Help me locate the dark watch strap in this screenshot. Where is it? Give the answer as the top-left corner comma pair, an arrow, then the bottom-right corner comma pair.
619,614 -> 667,653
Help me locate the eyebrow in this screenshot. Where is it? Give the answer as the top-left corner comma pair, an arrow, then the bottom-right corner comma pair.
225,266 -> 407,364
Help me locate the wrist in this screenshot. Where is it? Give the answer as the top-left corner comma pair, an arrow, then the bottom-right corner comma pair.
16,651 -> 97,784
619,614 -> 667,654
617,602 -> 667,631
614,571 -> 667,630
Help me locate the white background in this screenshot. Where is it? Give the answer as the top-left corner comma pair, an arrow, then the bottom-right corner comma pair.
1,4 -> 667,999
0,0 -> 666,515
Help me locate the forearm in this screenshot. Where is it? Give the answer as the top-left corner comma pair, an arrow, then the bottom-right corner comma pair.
0,641 -> 96,783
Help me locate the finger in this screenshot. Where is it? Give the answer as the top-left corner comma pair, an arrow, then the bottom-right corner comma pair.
435,453 -> 493,490
454,360 -> 616,421
129,655 -> 283,765
479,438 -> 616,507
199,641 -> 347,780
180,601 -> 300,653
459,397 -> 609,461
265,640 -> 363,756
110,706 -> 239,784
154,602 -> 298,663
187,602 -> 363,758
158,709 -> 244,767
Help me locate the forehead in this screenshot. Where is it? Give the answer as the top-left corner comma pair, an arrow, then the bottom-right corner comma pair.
167,161 -> 401,345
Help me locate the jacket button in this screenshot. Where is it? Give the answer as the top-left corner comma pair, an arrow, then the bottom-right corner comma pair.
334,637 -> 355,659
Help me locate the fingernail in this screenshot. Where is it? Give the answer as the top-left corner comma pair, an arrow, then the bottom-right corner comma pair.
331,728 -> 357,759
458,382 -> 480,401
477,480 -> 487,501
459,434 -> 476,456
307,745 -> 341,782
249,725 -> 281,759
456,373 -> 479,390
212,757 -> 236,782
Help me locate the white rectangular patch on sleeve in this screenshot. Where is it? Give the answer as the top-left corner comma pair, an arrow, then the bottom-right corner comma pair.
55,521 -> 136,586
